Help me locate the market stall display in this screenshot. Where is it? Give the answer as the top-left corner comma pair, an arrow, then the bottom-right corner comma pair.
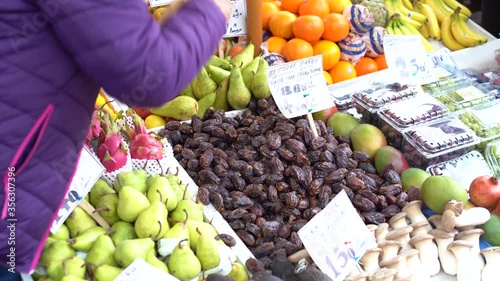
20,1 -> 500,281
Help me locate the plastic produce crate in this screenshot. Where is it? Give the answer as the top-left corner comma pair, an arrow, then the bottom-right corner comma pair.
402,116 -> 480,169
353,83 -> 421,125
377,94 -> 450,149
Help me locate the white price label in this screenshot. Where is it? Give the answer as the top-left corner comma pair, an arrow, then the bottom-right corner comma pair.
115,258 -> 180,281
149,0 -> 173,7
50,146 -> 105,234
298,190 -> 376,281
224,0 -> 247,37
384,35 -> 434,84
267,55 -> 333,118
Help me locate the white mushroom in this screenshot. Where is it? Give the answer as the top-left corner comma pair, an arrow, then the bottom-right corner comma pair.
402,201 -> 431,232
388,212 -> 408,229
400,249 -> 431,281
410,221 -> 430,237
455,229 -> 485,270
429,229 -> 457,276
447,240 -> 481,281
427,214 -> 443,230
441,207 -> 491,232
408,234 -> 440,276
376,223 -> 390,244
385,225 -> 413,253
380,255 -> 411,280
480,246 -> 500,281
370,268 -> 398,281
360,248 -> 382,277
345,272 -> 369,281
367,224 -> 378,240
379,240 -> 402,263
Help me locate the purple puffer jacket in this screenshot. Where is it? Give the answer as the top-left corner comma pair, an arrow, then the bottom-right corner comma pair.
0,0 -> 226,273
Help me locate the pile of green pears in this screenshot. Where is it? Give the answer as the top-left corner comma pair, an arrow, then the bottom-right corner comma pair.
34,169 -> 249,281
151,43 -> 272,121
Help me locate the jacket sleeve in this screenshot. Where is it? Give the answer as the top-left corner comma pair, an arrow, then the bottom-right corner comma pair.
40,0 -> 227,107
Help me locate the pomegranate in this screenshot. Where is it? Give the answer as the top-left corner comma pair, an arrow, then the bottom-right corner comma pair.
469,175 -> 500,211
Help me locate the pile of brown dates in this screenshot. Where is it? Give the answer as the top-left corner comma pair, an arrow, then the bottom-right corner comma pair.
159,98 -> 418,268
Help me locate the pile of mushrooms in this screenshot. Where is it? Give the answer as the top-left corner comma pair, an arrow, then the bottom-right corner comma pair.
345,200 -> 499,281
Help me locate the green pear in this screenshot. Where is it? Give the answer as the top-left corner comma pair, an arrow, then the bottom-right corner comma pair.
41,240 -> 76,266
206,65 -> 230,85
94,264 -> 123,281
214,76 -> 230,111
65,206 -> 97,238
207,55 -> 231,70
230,43 -> 255,69
197,92 -> 216,118
50,224 -> 69,241
109,221 -> 137,246
94,193 -> 120,225
241,57 -> 260,87
134,201 -> 170,240
69,226 -> 107,252
195,228 -> 220,270
179,83 -> 197,100
117,186 -> 150,223
227,65 -> 251,110
227,262 -> 249,281
151,95 -> 199,121
63,256 -> 86,279
114,170 -> 147,193
192,67 -> 218,100
89,178 -> 115,206
170,188 -> 204,223
146,250 -> 169,273
168,239 -> 202,281
46,262 -> 64,281
147,175 -> 178,211
85,235 -> 118,268
187,221 -> 218,252
61,276 -> 88,281
164,210 -> 190,241
249,57 -> 271,99
114,238 -> 155,268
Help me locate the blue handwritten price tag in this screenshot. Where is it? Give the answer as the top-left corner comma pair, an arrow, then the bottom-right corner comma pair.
266,55 -> 333,118
224,0 -> 247,37
298,190 -> 376,281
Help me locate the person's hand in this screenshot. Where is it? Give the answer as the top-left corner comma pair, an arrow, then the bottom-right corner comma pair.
213,0 -> 233,22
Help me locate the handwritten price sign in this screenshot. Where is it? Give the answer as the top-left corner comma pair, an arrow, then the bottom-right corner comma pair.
298,190 -> 376,281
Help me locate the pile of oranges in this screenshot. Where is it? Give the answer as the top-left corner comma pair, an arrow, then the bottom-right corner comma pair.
262,0 -> 388,85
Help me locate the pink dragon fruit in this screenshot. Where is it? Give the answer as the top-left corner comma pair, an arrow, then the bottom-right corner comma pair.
85,109 -> 102,143
97,112 -> 129,172
124,110 -> 164,160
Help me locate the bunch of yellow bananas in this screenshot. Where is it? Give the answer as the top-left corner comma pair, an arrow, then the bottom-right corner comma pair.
386,13 -> 435,52
439,6 -> 488,51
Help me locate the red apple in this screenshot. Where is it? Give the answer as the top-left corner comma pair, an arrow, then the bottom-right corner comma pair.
311,106 -> 339,122
469,175 -> 500,211
131,107 -> 151,120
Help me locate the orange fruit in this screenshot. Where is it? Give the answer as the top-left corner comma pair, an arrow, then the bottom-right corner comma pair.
292,15 -> 325,43
313,40 -> 340,70
269,11 -> 298,39
354,57 -> 379,76
326,0 -> 352,14
281,0 -> 304,14
374,54 -> 388,70
299,0 -> 330,18
322,13 -> 350,42
329,60 -> 357,83
323,71 -> 333,84
282,38 -> 314,62
266,36 -> 288,54
262,2 -> 281,31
